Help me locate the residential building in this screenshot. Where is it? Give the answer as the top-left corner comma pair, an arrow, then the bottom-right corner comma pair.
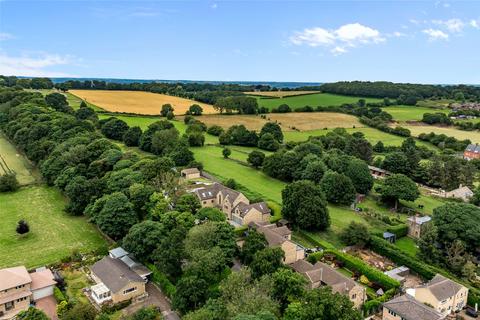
291,259 -> 366,308
90,247 -> 150,305
368,165 -> 391,179
382,294 -> 445,320
181,168 -> 201,180
0,266 -> 56,320
444,185 -> 474,202
413,274 -> 468,316
249,221 -> 304,264
193,183 -> 271,226
464,144 -> 480,160
407,215 -> 432,239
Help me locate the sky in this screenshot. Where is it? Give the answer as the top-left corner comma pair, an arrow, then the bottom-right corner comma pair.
0,0 -> 479,84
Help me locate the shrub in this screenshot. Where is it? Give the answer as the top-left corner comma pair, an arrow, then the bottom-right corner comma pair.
54,286 -> 66,303
146,263 -> 176,298
207,125 -> 224,136
386,224 -> 408,238
0,173 -> 19,192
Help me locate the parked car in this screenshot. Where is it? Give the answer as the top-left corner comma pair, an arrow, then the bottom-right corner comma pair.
466,307 -> 478,318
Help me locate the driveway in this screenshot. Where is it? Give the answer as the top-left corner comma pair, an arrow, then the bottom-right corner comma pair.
122,282 -> 180,320
35,296 -> 58,320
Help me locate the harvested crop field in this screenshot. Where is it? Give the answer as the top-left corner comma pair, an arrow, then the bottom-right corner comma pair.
69,90 -> 216,115
181,112 -> 362,131
403,124 -> 480,143
245,91 -> 319,98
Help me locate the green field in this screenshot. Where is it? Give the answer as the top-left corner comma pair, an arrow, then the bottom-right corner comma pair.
383,105 -> 449,122
0,186 -> 107,268
253,93 -> 382,111
0,134 -> 36,185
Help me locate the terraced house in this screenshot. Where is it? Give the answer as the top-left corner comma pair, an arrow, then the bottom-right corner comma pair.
193,183 -> 271,226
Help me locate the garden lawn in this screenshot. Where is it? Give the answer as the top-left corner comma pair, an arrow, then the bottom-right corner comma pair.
0,186 -> 107,268
253,93 -> 382,111
383,105 -> 448,122
395,237 -> 419,256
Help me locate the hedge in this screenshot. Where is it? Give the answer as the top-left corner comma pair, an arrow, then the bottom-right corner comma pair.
296,230 -> 336,249
53,286 -> 66,303
386,224 -> 408,238
311,249 -> 399,291
363,288 -> 396,314
146,263 -> 176,298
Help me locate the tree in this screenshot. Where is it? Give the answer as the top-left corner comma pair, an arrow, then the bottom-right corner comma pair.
184,221 -> 237,261
45,93 -> 71,113
159,210 -> 195,231
207,125 -> 224,136
61,303 -> 97,320
471,186 -> 480,206
284,287 -> 362,320
101,118 -> 129,140
373,141 -> 385,153
241,230 -> 267,264
345,136 -> 373,162
250,247 -> 284,278
128,183 -> 155,219
432,202 -> 480,252
16,219 -> 30,235
167,111 -> 175,120
276,104 -> 291,113
188,132 -> 205,147
382,152 -> 410,175
340,222 -> 370,248
189,104 -> 203,116
17,307 -> 49,320
258,133 -> 279,151
154,227 -> 187,280
225,178 -> 237,189
301,160 -> 327,184
247,151 -> 265,168
172,275 -> 209,314
184,247 -> 228,284
344,158 -> 374,194
129,307 -> 161,320
161,104 -> 174,117
170,145 -> 194,166
151,128 -> 179,155
271,268 -> 307,310
88,192 -> 138,240
222,147 -> 231,158
320,171 -> 356,205
122,221 -> 165,261
196,207 -> 226,222
281,180 -> 330,230
176,193 -> 201,214
0,173 -> 19,192
260,122 -> 283,143
380,174 -> 419,210
123,126 -> 143,147
417,223 -> 441,264
445,239 -> 470,275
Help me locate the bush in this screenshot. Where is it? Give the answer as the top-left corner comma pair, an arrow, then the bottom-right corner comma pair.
207,125 -> 224,136
146,263 -> 176,298
54,286 -> 66,303
0,173 -> 19,192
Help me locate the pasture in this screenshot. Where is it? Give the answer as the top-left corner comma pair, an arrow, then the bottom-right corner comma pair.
404,124 -> 480,143
0,134 -> 36,185
69,90 -> 216,115
383,105 -> 448,122
0,186 -> 107,268
245,91 -> 319,98
253,93 -> 382,111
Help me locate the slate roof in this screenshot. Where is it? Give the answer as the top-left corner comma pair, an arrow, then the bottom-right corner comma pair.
0,266 -> 32,291
109,247 -> 129,259
251,222 -> 291,246
407,215 -> 432,225
195,183 -> 220,200
91,257 -> 144,293
383,294 -> 444,320
421,274 -> 465,301
465,144 -> 480,153
236,201 -> 271,217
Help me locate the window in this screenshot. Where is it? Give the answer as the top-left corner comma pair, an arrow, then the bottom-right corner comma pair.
203,201 -> 206,204
123,287 -> 137,295
5,301 -> 14,311
351,294 -> 356,299
388,310 -> 397,316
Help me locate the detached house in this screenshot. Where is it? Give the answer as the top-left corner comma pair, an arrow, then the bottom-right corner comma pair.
193,183 -> 271,226
180,168 -> 201,180
90,247 -> 151,305
413,274 -> 468,316
0,266 -> 56,320
464,144 -> 480,160
382,294 -> 445,320
249,221 -> 305,264
444,185 -> 474,202
291,259 -> 366,308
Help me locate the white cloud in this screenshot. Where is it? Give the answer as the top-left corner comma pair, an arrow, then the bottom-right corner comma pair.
393,31 -> 407,37
432,18 -> 465,32
290,23 -> 384,54
0,52 -> 76,77
423,28 -> 449,41
471,19 -> 479,29
0,32 -> 14,41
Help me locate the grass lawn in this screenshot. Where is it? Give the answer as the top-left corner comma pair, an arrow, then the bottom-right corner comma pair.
0,186 -> 107,268
62,269 -> 93,305
0,134 -> 36,185
395,237 -> 419,256
253,93 -> 382,111
383,105 -> 448,122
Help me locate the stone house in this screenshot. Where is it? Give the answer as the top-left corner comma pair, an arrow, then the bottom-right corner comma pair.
444,185 -> 474,202
382,294 -> 445,320
249,221 -> 305,264
291,259 -> 366,308
0,266 -> 56,320
413,274 -> 468,316
193,183 -> 271,226
180,168 -> 201,180
407,215 -> 432,239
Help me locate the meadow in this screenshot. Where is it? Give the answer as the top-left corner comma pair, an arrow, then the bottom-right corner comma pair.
0,134 -> 36,185
253,93 -> 382,111
404,124 -> 480,143
0,186 -> 107,268
245,91 -> 319,98
383,105 -> 449,122
69,90 -> 216,115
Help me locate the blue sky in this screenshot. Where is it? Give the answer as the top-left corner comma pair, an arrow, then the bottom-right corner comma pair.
0,0 -> 479,84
